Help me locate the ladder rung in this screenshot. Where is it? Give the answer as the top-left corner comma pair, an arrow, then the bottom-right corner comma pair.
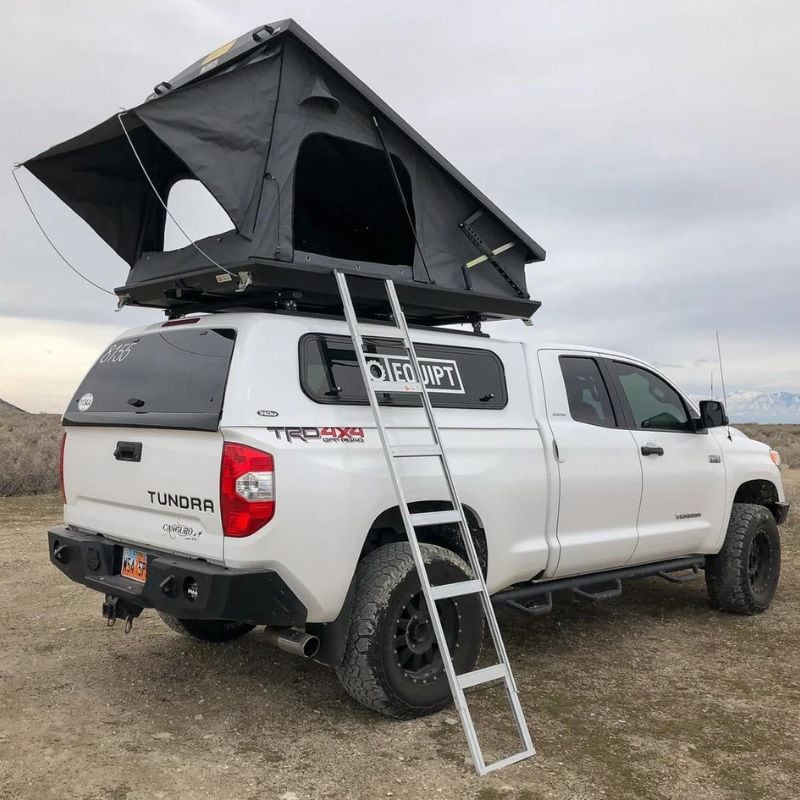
390,444 -> 442,458
429,579 -> 483,601
409,510 -> 462,527
481,748 -> 537,775
457,663 -> 509,689
362,336 -> 406,348
370,379 -> 422,393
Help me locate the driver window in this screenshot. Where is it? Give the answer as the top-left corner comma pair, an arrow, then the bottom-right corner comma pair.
610,362 -> 691,432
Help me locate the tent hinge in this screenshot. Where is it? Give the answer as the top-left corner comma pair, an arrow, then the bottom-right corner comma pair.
458,211 -> 528,299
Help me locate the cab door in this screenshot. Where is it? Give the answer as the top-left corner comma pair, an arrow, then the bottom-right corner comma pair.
605,359 -> 727,563
539,350 -> 642,577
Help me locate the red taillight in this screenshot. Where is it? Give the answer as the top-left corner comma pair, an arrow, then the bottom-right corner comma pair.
59,432 -> 67,502
220,442 -> 275,537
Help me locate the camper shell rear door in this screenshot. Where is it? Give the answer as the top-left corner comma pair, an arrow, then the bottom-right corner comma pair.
61,324 -> 236,563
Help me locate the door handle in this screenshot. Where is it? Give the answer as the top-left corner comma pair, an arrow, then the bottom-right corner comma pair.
114,441 -> 142,462
641,445 -> 664,457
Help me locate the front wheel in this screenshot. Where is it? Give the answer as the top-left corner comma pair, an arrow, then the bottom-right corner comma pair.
705,503 -> 781,615
157,612 -> 255,642
335,542 -> 484,719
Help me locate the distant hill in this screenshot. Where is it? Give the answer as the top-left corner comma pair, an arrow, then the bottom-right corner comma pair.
725,391 -> 800,424
0,398 -> 27,414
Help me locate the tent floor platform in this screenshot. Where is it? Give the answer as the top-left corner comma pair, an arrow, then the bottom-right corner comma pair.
120,260 -> 541,325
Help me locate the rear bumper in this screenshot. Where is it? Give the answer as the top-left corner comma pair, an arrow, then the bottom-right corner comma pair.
47,526 -> 306,626
775,502 -> 790,525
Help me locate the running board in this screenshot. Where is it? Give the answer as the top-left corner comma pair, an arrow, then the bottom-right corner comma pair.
494,556 -> 706,610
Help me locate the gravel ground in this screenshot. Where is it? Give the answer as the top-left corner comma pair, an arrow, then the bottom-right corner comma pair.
0,473 -> 797,800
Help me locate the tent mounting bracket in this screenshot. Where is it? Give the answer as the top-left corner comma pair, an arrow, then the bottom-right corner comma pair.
236,270 -> 253,293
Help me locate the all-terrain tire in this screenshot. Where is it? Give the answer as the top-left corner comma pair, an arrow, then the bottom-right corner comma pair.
157,612 -> 255,642
705,503 -> 781,615
335,542 -> 484,719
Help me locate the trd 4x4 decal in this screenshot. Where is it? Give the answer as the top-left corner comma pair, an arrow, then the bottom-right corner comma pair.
266,426 -> 365,443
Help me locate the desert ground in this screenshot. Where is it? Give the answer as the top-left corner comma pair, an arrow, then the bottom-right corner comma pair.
0,424 -> 798,799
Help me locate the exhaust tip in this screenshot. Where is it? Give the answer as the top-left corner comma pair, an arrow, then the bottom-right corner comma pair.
264,627 -> 320,659
300,633 -> 320,659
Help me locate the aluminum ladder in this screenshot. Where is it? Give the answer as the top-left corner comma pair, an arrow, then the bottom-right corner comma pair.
334,270 -> 535,775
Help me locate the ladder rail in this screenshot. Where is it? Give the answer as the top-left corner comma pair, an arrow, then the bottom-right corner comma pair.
384,279 -> 535,756
334,270 -> 535,775
384,281 -> 528,699
335,271 -> 468,726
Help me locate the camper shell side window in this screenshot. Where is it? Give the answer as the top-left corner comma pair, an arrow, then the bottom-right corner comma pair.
299,334 -> 507,409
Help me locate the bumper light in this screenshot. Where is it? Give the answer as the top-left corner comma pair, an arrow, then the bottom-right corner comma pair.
184,577 -> 199,602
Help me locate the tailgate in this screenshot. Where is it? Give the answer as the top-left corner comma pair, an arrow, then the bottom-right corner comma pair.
63,427 -> 224,561
61,325 -> 237,563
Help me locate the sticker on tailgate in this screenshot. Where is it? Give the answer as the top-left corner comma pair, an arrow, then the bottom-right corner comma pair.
162,522 -> 203,541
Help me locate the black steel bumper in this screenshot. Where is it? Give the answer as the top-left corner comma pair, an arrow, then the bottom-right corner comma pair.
775,502 -> 790,525
47,527 -> 306,626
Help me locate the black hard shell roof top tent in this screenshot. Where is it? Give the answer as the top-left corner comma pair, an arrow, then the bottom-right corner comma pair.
23,20 -> 546,325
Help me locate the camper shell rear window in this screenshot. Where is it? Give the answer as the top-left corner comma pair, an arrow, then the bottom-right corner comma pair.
299,334 -> 507,409
63,328 -> 236,431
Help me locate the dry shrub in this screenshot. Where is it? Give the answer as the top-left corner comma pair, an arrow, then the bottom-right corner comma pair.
0,413 -> 62,496
737,424 -> 800,469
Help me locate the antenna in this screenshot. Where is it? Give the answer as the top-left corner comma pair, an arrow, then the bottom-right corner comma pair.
715,330 -> 732,441
710,369 -> 714,400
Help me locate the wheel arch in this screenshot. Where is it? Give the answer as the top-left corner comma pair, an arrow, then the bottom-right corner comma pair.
733,479 -> 781,522
360,500 -> 488,578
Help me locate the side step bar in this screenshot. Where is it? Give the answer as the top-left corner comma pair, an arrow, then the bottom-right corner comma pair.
493,556 -> 706,611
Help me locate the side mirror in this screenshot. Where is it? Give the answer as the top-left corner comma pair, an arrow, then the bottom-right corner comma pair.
699,400 -> 729,428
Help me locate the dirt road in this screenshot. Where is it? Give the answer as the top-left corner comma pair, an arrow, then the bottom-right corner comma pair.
1,475 -> 798,800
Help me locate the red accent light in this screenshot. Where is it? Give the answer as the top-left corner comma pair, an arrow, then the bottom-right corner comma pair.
161,317 -> 201,327
220,443 -> 275,537
59,432 -> 67,502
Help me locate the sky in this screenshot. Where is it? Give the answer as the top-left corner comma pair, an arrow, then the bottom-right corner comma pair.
1,0 -> 798,412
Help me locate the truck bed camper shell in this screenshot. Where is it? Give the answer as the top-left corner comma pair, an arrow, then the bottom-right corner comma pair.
23,19 -> 545,324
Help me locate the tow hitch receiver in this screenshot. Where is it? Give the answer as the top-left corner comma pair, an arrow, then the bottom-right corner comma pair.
102,594 -> 143,633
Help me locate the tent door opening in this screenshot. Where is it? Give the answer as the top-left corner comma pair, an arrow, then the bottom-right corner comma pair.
293,133 -> 416,267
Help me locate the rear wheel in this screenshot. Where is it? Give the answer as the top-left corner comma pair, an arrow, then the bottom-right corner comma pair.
335,542 -> 483,719
705,503 -> 781,615
157,612 -> 255,642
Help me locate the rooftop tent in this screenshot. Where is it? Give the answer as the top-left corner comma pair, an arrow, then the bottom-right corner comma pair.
23,20 -> 545,324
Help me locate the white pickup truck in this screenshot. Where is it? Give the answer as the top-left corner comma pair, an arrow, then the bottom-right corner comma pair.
49,311 -> 789,718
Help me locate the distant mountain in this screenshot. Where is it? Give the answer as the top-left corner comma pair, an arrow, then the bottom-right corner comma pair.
723,390 -> 800,424
0,398 -> 27,414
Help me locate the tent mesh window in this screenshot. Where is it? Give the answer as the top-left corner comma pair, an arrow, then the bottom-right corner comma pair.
163,178 -> 235,251
293,133 -> 415,266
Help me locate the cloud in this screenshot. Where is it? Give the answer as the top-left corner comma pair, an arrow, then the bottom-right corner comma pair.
1,0 -> 798,410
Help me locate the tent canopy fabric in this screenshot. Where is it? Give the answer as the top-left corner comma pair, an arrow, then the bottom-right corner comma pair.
22,20 -> 545,323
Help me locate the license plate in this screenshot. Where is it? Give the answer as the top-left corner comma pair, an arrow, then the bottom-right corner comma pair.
121,547 -> 147,583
